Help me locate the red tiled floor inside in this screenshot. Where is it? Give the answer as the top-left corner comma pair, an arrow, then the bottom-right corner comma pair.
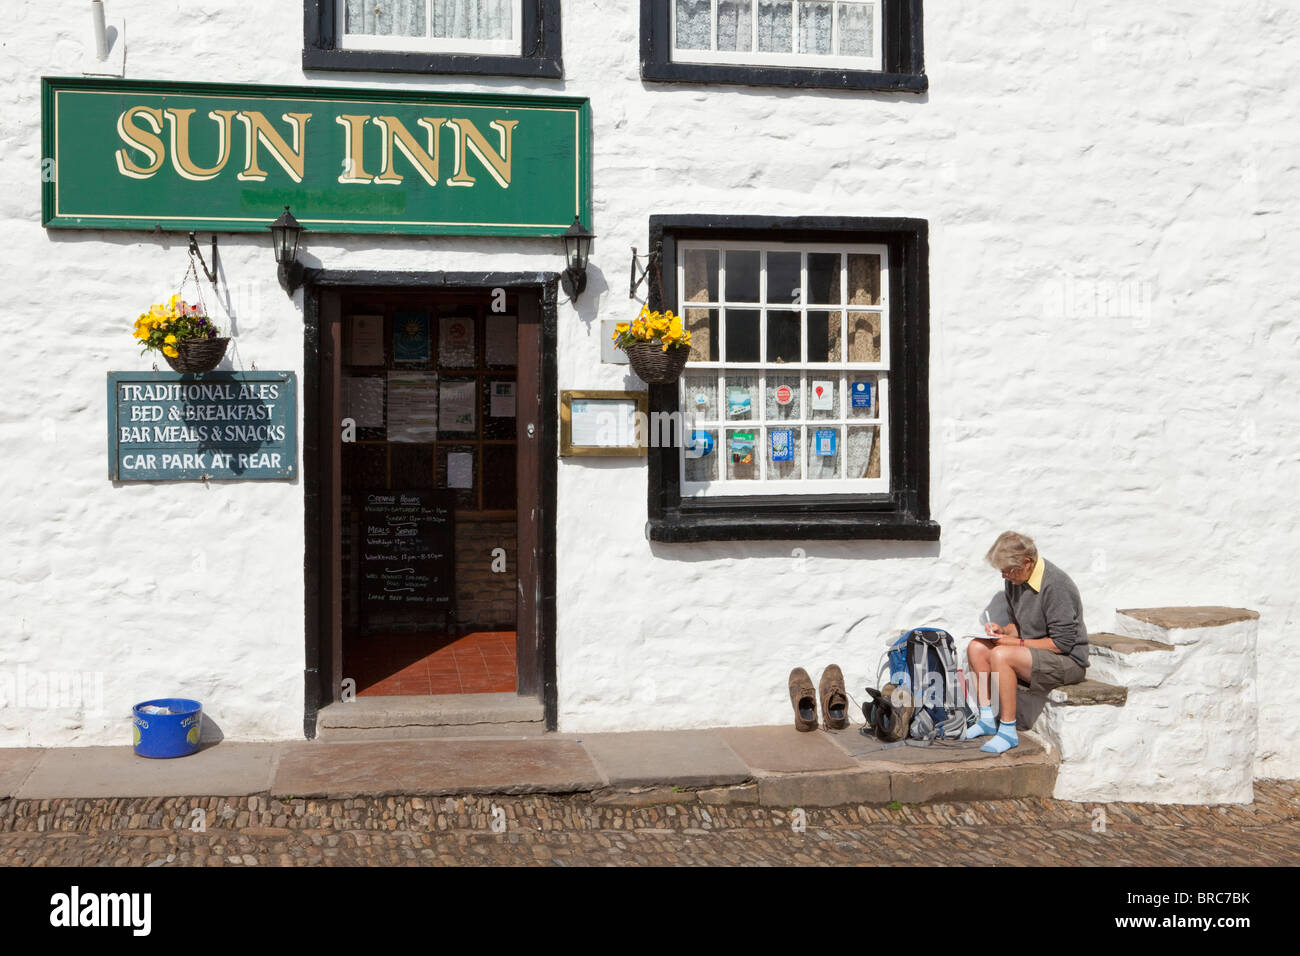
345,630 -> 517,697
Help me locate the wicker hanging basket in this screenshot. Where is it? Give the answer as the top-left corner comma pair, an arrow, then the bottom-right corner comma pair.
163,337 -> 230,373
623,340 -> 690,384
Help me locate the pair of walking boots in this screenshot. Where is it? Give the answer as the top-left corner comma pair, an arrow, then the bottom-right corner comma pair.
788,666 -> 849,732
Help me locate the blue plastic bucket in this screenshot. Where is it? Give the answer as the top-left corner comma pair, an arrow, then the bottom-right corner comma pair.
131,698 -> 202,758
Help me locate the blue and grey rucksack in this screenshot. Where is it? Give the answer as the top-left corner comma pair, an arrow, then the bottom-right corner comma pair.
872,627 -> 975,744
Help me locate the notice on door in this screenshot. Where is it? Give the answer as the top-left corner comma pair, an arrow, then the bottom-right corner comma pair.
361,490 -> 456,612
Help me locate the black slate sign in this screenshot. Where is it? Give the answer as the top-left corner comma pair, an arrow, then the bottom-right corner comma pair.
361,490 -> 455,611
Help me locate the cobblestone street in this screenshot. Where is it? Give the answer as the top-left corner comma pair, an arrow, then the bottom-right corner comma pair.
2,781 -> 1297,867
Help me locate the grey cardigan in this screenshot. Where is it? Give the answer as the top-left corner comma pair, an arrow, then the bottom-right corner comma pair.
1005,559 -> 1089,667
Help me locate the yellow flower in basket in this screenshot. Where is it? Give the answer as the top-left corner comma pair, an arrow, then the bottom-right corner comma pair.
162,345 -> 179,358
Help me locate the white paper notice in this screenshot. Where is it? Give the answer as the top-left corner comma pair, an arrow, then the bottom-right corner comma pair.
571,399 -> 638,447
447,452 -> 473,489
810,380 -> 835,411
439,380 -> 477,432
490,381 -> 516,418
486,315 -> 517,366
344,376 -> 385,428
387,371 -> 438,442
349,315 -> 385,366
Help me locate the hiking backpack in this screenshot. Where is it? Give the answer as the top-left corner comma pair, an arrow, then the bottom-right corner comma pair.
864,627 -> 975,744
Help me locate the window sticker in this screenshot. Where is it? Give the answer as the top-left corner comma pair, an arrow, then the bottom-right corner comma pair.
727,385 -> 752,418
730,431 -> 755,464
851,381 -> 872,409
814,428 -> 837,457
686,430 -> 715,459
770,428 -> 794,462
810,380 -> 835,411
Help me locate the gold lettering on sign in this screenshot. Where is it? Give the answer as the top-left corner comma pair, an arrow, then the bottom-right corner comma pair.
165,108 -> 238,181
446,119 -> 518,188
235,111 -> 312,183
371,116 -> 447,186
115,106 -> 166,179
336,114 -> 374,184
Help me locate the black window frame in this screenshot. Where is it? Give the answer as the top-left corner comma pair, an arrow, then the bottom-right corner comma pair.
304,0 -> 562,79
640,0 -> 924,93
645,215 -> 936,543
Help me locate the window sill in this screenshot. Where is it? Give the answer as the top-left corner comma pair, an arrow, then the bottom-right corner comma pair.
302,48 -> 563,79
640,58 -> 926,93
647,507 -> 940,542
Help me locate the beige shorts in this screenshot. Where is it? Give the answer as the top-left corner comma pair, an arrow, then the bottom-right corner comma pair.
1018,648 -> 1086,694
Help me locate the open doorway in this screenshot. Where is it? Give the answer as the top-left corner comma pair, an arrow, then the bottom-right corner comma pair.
305,275 -> 557,732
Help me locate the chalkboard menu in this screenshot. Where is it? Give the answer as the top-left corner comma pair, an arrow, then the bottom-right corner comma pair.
361,490 -> 455,614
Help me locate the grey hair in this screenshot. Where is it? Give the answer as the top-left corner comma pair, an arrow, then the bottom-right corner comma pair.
986,531 -> 1038,570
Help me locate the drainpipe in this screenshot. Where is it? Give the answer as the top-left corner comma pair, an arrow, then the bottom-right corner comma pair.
91,1 -> 108,60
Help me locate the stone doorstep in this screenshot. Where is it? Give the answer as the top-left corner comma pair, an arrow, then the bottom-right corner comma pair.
1116,606 -> 1259,630
315,692 -> 544,731
1046,679 -> 1128,706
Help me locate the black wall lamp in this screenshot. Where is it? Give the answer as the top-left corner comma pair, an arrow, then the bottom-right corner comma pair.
560,216 -> 594,301
270,205 -> 305,296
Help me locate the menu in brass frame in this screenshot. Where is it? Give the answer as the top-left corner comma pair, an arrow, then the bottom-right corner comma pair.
560,390 -> 649,457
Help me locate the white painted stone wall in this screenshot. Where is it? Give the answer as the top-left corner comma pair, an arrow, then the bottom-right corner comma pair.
1035,613 -> 1258,804
1,2 -> 1297,787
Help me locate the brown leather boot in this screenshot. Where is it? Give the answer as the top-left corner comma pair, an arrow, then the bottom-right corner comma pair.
819,664 -> 850,729
788,667 -> 818,731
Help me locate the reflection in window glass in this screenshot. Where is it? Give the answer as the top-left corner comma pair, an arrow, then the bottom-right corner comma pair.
848,253 -> 882,305
724,250 -> 761,302
726,309 -> 761,362
806,310 -> 842,363
718,0 -> 754,51
676,0 -> 712,49
847,311 -> 880,362
683,249 -> 719,302
766,252 -> 802,304
767,310 -> 801,363
807,253 -> 841,304
686,308 -> 719,362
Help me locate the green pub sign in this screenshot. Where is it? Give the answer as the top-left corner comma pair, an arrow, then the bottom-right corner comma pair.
43,77 -> 590,237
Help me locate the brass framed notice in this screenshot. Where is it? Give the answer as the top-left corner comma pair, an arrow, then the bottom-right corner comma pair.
560,390 -> 649,457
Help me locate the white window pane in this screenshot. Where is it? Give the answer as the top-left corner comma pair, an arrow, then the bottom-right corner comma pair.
724,250 -> 761,302
726,428 -> 760,480
847,373 -> 880,419
838,2 -> 874,56
346,0 -> 426,36
676,0 -> 712,50
765,373 -> 802,419
683,249 -> 719,302
767,427 -> 801,480
797,1 -> 833,55
766,310 -> 801,364
848,253 -> 882,305
683,372 -> 720,420
807,252 -> 841,304
725,375 -> 758,420
757,1 -> 793,52
846,425 -> 880,479
685,429 -> 719,482
807,425 -> 841,479
433,0 -> 512,39
718,1 -> 754,52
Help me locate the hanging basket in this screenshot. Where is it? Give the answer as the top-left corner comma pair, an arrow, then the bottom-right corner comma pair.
163,337 -> 229,373
623,340 -> 690,384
